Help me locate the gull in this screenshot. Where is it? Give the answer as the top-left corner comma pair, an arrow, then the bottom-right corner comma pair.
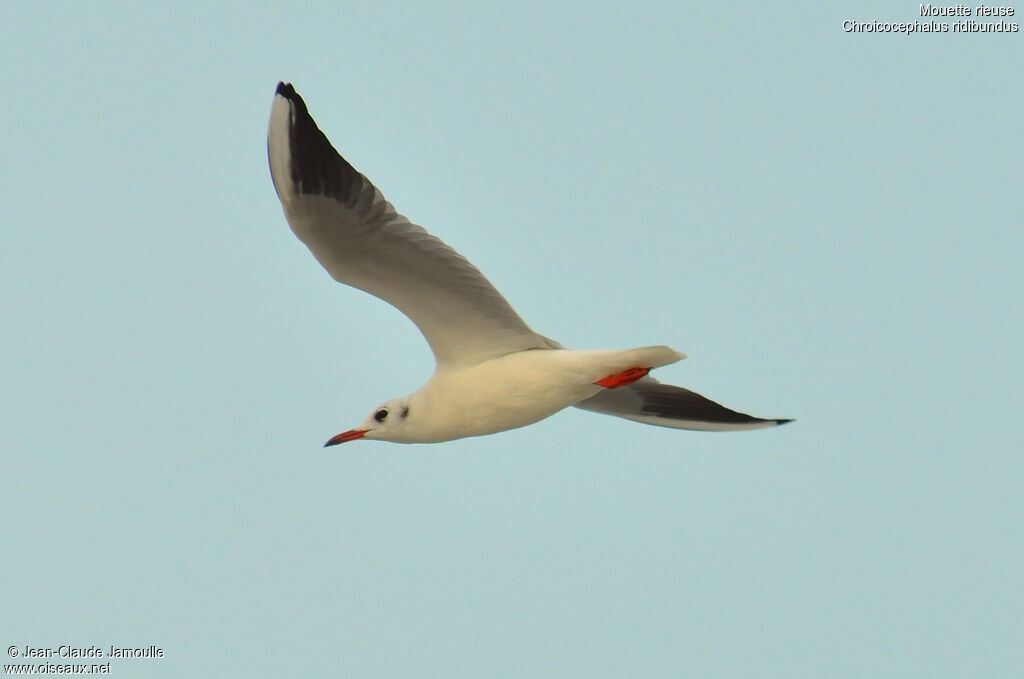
267,82 -> 791,445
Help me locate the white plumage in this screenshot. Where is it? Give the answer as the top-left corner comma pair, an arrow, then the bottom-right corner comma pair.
267,82 -> 790,445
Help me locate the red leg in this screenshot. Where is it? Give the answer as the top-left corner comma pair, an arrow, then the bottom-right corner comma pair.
594,367 -> 650,389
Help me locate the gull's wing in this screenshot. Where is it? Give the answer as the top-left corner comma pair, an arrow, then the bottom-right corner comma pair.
574,376 -> 792,431
268,82 -> 550,368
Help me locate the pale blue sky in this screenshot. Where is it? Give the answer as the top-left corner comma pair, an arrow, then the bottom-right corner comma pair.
3,2 -> 1021,677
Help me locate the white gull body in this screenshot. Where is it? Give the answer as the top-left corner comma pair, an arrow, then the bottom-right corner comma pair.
267,83 -> 790,445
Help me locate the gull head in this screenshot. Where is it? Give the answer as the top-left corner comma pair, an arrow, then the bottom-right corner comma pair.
324,398 -> 413,446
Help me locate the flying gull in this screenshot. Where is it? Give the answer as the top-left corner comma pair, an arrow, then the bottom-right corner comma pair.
267,82 -> 791,445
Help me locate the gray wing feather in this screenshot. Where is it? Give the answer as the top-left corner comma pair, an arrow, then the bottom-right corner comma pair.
574,376 -> 792,431
268,83 -> 550,367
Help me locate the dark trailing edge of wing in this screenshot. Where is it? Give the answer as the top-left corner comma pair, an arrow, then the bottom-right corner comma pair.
274,81 -> 361,204
637,383 -> 792,426
574,379 -> 793,430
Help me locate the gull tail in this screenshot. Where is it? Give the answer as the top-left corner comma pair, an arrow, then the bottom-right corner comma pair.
575,376 -> 792,432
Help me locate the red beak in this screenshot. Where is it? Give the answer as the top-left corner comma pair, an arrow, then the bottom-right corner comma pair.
324,429 -> 367,447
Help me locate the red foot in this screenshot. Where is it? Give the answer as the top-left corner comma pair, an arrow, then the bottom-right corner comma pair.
594,367 -> 650,389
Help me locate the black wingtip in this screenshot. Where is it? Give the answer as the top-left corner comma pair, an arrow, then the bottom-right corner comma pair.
276,81 -> 296,98
270,82 -> 363,205
775,419 -> 795,426
275,82 -> 307,112
273,81 -> 312,119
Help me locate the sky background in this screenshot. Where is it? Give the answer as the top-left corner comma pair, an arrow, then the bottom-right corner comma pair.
3,2 -> 1021,677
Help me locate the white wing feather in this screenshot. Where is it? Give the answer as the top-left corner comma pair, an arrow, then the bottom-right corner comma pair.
268,82 -> 550,368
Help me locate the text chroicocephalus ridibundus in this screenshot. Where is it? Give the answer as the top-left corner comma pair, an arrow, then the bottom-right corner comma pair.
267,82 -> 791,445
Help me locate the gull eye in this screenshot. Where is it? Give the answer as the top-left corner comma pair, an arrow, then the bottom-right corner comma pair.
374,408 -> 389,423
